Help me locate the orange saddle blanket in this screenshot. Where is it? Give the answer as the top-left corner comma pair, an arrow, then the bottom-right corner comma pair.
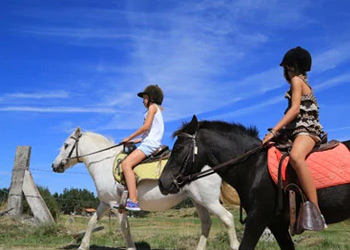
267,143 -> 350,189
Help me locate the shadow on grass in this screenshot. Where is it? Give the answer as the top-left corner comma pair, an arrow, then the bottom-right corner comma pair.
62,241 -> 183,250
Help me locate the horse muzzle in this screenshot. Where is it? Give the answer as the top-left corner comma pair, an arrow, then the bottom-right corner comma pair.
52,161 -> 66,173
158,179 -> 170,195
158,177 -> 182,195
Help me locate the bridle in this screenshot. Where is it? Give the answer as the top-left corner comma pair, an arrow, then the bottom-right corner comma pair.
64,134 -> 83,163
172,131 -> 219,189
63,133 -> 124,165
172,132 -> 198,189
172,131 -> 263,190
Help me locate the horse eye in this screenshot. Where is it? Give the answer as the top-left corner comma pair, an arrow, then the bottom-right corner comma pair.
64,143 -> 69,149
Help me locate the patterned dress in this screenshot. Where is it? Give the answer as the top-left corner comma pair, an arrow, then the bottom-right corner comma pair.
283,78 -> 324,142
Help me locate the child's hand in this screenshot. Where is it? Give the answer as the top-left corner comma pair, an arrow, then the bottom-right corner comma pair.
262,132 -> 274,146
122,137 -> 131,143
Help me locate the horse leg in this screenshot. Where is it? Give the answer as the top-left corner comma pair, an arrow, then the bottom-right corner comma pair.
192,201 -> 212,250
187,171 -> 240,250
203,201 -> 240,250
117,210 -> 136,250
268,219 -> 295,250
79,202 -> 108,250
239,213 -> 271,250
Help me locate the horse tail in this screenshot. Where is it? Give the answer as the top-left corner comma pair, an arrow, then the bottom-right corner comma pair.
220,181 -> 240,206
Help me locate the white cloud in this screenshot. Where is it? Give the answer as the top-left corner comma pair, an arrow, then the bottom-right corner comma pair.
21,27 -> 137,41
51,120 -> 77,134
113,1 -> 278,125
98,111 -> 144,130
313,42 -> 350,73
8,0 -> 349,132
103,91 -> 135,107
4,91 -> 69,99
0,106 -> 120,113
208,95 -> 284,120
314,73 -> 350,91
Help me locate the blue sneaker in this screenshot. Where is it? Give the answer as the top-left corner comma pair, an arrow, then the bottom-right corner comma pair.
125,198 -> 141,211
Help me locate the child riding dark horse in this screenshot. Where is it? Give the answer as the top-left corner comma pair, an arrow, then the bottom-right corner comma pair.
159,115 -> 350,250
262,46 -> 327,228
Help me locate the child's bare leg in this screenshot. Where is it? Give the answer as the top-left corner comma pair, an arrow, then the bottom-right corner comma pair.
289,135 -> 320,211
121,149 -> 147,202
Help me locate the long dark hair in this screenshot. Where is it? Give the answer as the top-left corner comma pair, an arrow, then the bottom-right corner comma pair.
283,63 -> 307,82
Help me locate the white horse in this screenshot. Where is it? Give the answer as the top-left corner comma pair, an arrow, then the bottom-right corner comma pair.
51,127 -> 239,250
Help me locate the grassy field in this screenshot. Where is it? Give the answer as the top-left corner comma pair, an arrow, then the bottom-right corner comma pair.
1,207 -> 350,250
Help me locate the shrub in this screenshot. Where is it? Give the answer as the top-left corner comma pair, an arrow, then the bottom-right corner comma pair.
0,188 -> 9,206
23,186 -> 60,221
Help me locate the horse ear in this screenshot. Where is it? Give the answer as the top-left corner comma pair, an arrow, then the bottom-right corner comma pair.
74,127 -> 82,136
185,115 -> 198,135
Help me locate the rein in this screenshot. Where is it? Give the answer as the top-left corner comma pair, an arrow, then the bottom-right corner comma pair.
174,132 -> 263,187
65,134 -> 124,163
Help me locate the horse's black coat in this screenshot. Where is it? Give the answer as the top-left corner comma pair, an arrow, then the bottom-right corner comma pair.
159,115 -> 350,250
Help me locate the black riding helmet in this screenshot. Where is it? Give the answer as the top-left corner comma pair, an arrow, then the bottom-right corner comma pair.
137,84 -> 164,105
280,46 -> 312,72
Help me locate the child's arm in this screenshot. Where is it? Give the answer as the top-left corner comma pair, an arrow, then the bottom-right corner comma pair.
122,104 -> 158,143
131,138 -> 142,144
272,76 -> 303,132
262,77 -> 303,144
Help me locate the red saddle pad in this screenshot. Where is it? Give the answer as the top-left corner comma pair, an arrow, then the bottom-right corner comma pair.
267,143 -> 350,189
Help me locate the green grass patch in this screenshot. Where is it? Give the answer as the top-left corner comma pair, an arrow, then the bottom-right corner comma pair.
0,208 -> 350,249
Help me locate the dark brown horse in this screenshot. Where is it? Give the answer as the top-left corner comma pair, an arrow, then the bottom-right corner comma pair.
159,115 -> 350,250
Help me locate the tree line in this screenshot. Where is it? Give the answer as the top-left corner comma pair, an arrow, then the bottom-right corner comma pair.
0,187 -> 99,219
0,186 -> 193,220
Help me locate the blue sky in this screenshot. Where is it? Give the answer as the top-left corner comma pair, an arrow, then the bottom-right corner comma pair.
1,0 -> 349,195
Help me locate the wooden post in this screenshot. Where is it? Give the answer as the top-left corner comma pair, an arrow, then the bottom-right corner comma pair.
7,146 -> 55,224
7,146 -> 31,216
23,170 -> 55,224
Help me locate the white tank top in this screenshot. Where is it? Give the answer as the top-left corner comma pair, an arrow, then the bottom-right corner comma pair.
141,105 -> 164,147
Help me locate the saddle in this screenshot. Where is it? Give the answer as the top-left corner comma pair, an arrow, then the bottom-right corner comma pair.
273,132 -> 336,153
268,139 -> 349,190
267,135 -> 350,235
141,145 -> 171,164
113,144 -> 171,184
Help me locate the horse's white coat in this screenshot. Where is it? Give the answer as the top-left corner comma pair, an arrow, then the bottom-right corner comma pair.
52,128 -> 239,250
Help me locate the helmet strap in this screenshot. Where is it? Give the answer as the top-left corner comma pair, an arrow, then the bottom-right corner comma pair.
147,98 -> 154,108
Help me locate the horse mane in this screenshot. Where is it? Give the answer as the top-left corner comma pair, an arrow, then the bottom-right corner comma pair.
173,120 -> 259,139
84,131 -> 115,145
